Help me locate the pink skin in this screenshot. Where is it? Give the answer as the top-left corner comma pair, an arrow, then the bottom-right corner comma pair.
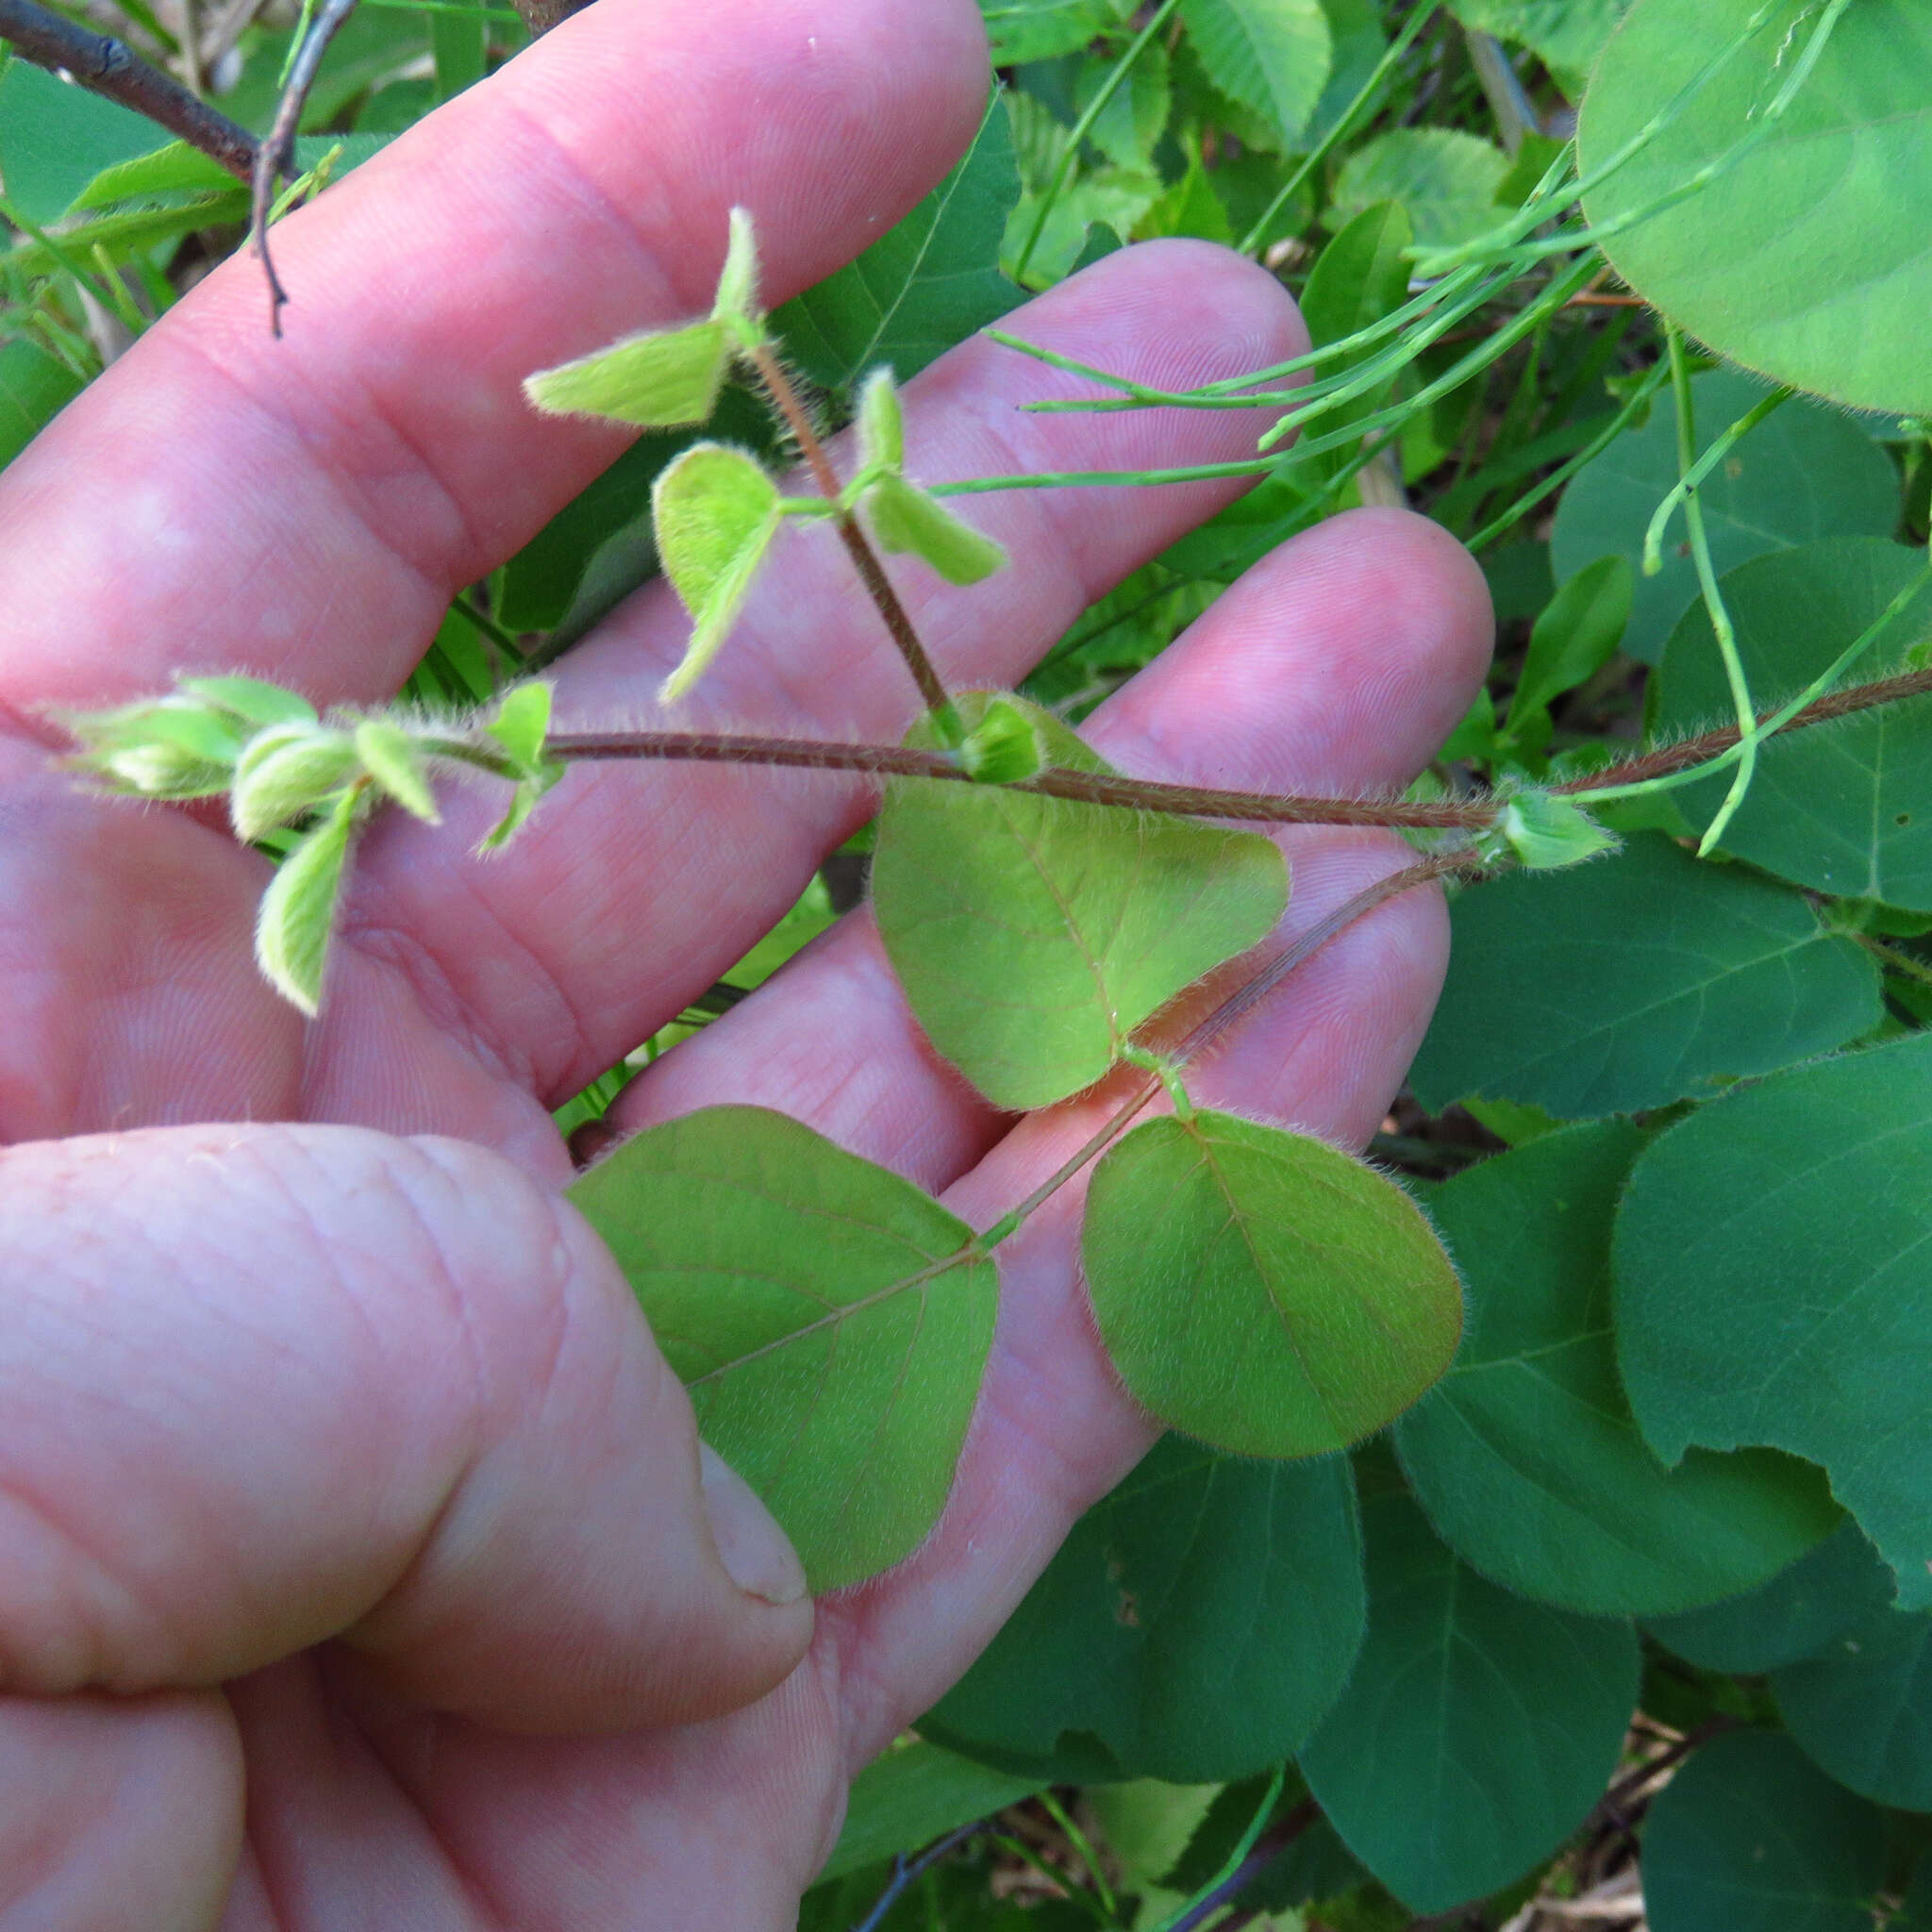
0,0 -> 1491,1924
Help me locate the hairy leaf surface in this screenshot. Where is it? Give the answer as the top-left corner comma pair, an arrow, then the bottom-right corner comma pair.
570,1106 -> 996,1590
1299,1491 -> 1638,1915
1329,128 -> 1508,249
1615,1032 -> 1932,1608
923,1437 -> 1365,1782
1774,1605 -> 1932,1811
1396,1123 -> 1840,1615
873,695 -> 1287,1110
1084,1111 -> 1462,1457
1410,834 -> 1880,1117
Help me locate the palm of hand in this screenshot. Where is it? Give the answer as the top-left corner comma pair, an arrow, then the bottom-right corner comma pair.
0,0 -> 1488,1923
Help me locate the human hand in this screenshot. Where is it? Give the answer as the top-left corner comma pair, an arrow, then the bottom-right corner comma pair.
0,0 -> 1490,1923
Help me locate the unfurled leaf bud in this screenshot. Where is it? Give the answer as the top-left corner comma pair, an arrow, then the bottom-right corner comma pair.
862,475 -> 1006,586
857,367 -> 905,474
353,718 -> 440,824
61,691 -> 250,799
230,724 -> 360,841
255,791 -> 359,1017
652,442 -> 784,702
958,696 -> 1046,785
711,206 -> 762,341
1493,790 -> 1621,870
176,675 -> 319,729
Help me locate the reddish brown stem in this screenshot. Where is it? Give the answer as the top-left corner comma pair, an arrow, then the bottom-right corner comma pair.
744,342 -> 962,739
546,729 -> 1496,829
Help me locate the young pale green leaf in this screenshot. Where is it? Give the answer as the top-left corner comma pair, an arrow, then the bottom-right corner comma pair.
1583,0 -> 1932,414
61,691 -> 250,799
1505,555 -> 1632,732
1299,1492 -> 1639,1916
873,694 -> 1287,1110
352,718 -> 439,824
524,318 -> 733,431
1645,1520 -> 1899,1675
176,675 -> 320,729
483,681 -> 554,773
775,96 -> 1023,390
1083,1111 -> 1462,1457
254,790 -> 359,1017
230,725 -> 361,841
650,442 -> 783,702
1395,1124 -> 1841,1616
862,475 -> 1007,585
568,1106 -> 997,1591
1409,834 -> 1881,1117
1551,369 -> 1900,662
1652,539 -> 1932,908
924,1437 -> 1365,1783
1774,1605 -> 1932,1810
1640,1730 -> 1887,1932
856,367 -> 905,474
1180,0 -> 1333,149
709,205 -> 760,337
1491,789 -> 1620,870
1615,1030 -> 1932,1609
958,696 -> 1045,785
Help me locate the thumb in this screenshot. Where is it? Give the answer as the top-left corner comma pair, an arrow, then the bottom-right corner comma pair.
0,1123 -> 811,1732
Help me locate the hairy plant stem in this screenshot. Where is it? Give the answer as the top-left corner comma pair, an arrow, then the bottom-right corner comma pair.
0,0 -> 258,180
743,342 -> 965,746
545,729 -> 1498,829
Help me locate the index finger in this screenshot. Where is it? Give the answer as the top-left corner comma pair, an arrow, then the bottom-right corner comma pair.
0,0 -> 989,721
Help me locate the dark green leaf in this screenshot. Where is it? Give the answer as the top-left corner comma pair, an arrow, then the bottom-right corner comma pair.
873,694 -> 1287,1110
1639,1729 -> 1887,1932
1645,1520 -> 1899,1674
1583,0 -> 1932,413
1614,1031 -> 1932,1609
821,1740 -> 1041,1882
1299,1491 -> 1639,1915
0,58 -> 168,223
1409,834 -> 1881,1118
1651,539 -> 1932,909
570,1107 -> 996,1590
1448,0 -> 1628,90
1774,1606 -> 1932,1810
924,1436 -> 1365,1782
0,339 -> 84,470
1549,369 -> 1900,663
775,97 -> 1022,391
1084,1110 -> 1463,1457
1396,1123 -> 1840,1615
1505,555 -> 1632,736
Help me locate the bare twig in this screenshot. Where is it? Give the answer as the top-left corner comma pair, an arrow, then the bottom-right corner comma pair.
0,0 -> 256,181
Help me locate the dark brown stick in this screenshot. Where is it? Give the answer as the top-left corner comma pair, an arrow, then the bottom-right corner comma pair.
0,0 -> 257,181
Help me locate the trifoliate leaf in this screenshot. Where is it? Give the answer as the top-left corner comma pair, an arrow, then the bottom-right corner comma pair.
864,474 -> 1006,585
255,790 -> 359,1017
651,442 -> 784,702
353,718 -> 440,824
857,366 -> 905,473
230,724 -> 361,841
524,317 -> 734,430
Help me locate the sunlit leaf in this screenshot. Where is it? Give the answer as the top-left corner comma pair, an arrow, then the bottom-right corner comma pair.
524,317 -> 734,431
872,694 -> 1287,1110
1180,0 -> 1333,148
1083,1110 -> 1462,1457
569,1106 -> 997,1590
650,442 -> 783,701
255,791 -> 358,1017
863,475 -> 1007,584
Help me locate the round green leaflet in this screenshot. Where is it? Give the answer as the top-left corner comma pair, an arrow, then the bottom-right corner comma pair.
872,693 -> 1288,1112
568,1105 -> 997,1591
1082,1109 -> 1462,1457
1580,0 -> 1932,414
1640,1729 -> 1888,1932
1774,1603 -> 1932,1811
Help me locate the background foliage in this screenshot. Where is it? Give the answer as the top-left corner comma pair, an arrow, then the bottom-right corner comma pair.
6,0 -> 1932,1925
